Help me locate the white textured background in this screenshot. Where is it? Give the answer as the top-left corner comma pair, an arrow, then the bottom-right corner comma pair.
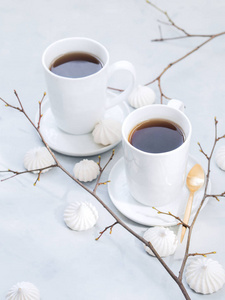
0,0 -> 225,299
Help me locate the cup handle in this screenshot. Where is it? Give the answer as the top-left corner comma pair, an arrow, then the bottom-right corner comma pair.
167,99 -> 185,112
105,61 -> 136,109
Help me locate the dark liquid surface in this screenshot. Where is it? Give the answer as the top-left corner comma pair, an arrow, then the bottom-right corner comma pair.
129,119 -> 184,153
49,52 -> 103,78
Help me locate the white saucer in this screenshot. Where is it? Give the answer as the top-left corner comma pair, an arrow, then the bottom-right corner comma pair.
36,92 -> 130,157
108,156 -> 211,226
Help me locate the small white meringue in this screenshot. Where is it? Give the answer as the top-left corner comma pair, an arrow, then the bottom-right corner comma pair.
92,119 -> 122,146
6,282 -> 40,300
186,257 -> 225,294
128,85 -> 156,108
73,159 -> 99,182
24,147 -> 55,173
143,226 -> 178,257
167,99 -> 185,112
215,145 -> 225,171
64,202 -> 98,231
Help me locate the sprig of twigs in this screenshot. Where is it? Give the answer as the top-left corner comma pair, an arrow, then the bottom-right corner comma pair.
146,0 -> 219,41
181,118 -> 225,281
145,1 -> 225,103
109,1 -> 225,104
2,92 -> 225,299
0,91 -> 191,299
153,118 -> 225,283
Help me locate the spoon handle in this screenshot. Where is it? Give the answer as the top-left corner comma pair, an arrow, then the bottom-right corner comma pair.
180,191 -> 194,243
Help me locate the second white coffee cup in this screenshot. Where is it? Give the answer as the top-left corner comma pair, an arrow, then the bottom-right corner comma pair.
122,100 -> 192,207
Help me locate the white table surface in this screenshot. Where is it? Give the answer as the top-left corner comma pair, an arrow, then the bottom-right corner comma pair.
0,0 -> 225,299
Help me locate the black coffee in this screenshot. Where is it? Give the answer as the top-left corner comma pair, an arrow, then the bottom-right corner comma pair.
49,52 -> 103,78
129,119 -> 184,153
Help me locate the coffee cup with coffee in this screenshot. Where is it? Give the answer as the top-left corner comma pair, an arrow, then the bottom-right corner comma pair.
42,37 -> 136,135
122,100 -> 192,207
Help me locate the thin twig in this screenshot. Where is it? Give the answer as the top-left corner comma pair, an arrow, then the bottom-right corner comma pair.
33,171 -> 42,186
151,34 -> 214,42
37,92 -> 46,129
95,221 -> 119,240
188,251 -> 216,257
205,192 -> 225,201
0,165 -> 58,182
197,142 -> 209,160
152,207 -> 190,228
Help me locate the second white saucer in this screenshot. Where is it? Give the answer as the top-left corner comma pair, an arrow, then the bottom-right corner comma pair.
37,92 -> 130,157
108,156 -> 210,226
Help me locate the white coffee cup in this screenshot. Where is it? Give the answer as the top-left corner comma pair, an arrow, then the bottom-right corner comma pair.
122,100 -> 192,207
42,37 -> 136,135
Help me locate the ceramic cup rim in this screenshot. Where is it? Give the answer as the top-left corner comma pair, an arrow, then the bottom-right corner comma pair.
42,37 -> 109,81
122,104 -> 192,157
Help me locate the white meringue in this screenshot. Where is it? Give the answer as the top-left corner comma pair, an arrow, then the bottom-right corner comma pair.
6,282 -> 40,300
64,202 -> 98,231
167,99 -> 185,112
92,119 -> 122,146
73,159 -> 99,182
186,257 -> 225,294
143,226 -> 178,257
128,85 -> 156,108
24,147 -> 55,173
215,146 -> 225,171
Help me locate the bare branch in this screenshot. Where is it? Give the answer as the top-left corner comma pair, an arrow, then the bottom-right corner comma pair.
108,3 -> 225,104
0,92 -> 191,298
146,0 -> 222,42
179,119 -> 224,282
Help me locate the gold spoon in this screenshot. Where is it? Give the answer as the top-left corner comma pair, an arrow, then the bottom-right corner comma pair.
180,164 -> 205,243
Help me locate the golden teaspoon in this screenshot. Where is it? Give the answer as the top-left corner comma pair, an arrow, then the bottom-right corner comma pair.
180,164 -> 205,243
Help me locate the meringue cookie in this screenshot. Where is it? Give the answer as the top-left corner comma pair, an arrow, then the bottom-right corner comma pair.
128,85 -> 156,108
186,257 -> 225,294
143,226 -> 178,257
167,99 -> 185,112
92,119 -> 122,146
24,147 -> 55,173
6,282 -> 40,300
215,146 -> 225,171
73,159 -> 99,182
64,202 -> 98,231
